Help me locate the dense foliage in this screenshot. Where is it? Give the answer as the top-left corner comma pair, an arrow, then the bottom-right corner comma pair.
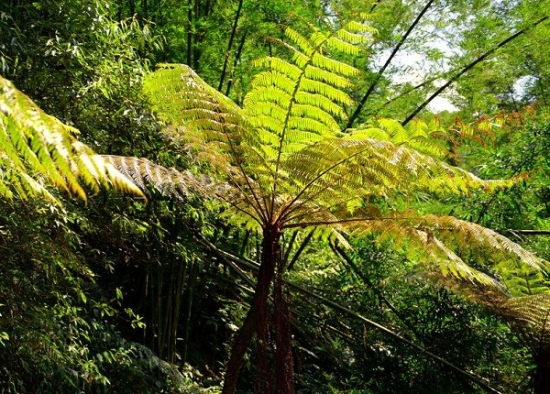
2,0 -> 550,393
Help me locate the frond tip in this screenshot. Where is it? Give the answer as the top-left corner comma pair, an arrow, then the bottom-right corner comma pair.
102,155 -> 214,200
0,75 -> 145,203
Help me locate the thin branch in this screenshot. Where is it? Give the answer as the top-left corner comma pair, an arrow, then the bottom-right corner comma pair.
287,229 -> 315,271
218,0 -> 244,92
346,0 -> 436,130
370,0 -> 382,13
402,16 -> 549,126
282,230 -> 299,266
364,77 -> 436,117
286,280 -> 502,394
330,242 -> 422,338
503,230 -> 550,236
225,32 -> 247,97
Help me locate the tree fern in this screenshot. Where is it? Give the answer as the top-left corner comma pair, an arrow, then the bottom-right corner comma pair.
132,18 -> 546,394
0,75 -> 144,204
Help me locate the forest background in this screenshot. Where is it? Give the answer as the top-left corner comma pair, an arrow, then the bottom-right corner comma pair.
2,0 -> 550,393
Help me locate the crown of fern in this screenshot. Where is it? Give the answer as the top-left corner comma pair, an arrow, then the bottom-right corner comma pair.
137,18 -> 537,293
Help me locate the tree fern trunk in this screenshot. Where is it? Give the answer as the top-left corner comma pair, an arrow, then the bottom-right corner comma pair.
222,226 -> 279,394
274,274 -> 294,394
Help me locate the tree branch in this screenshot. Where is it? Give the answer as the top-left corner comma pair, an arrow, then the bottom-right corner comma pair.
346,0 -> 436,130
402,16 -> 549,126
218,0 -> 244,92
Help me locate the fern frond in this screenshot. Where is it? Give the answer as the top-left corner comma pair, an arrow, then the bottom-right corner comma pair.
352,117 -> 448,158
343,211 -> 550,299
343,19 -> 378,35
310,53 -> 360,77
317,213 -> 507,288
501,294 -> 550,338
326,36 -> 361,55
143,64 -> 271,184
377,118 -> 410,144
343,127 -> 391,141
101,155 -> 209,199
144,64 -> 258,150
417,215 -> 548,273
284,27 -> 317,57
0,75 -> 144,203
248,70 -> 298,95
240,24 -> 369,198
280,137 -> 505,213
253,58 -> 302,81
300,79 -> 354,105
303,66 -> 353,89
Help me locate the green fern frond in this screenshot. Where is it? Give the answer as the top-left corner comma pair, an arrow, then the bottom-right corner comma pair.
421,232 -> 501,287
504,268 -> 550,296
253,58 -> 303,80
343,127 -> 391,141
245,86 -> 292,109
378,118 -> 411,144
284,27 -> 317,57
295,91 -> 348,117
280,137 -> 505,215
417,215 -> 548,273
143,64 -> 256,147
300,79 -> 354,105
335,214 -> 505,288
0,75 -> 144,203
351,117 -> 448,158
310,53 -> 360,77
247,70 -> 297,95
303,66 -> 353,89
343,19 -> 378,35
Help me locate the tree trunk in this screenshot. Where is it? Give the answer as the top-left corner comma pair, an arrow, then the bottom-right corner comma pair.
222,225 -> 279,394
273,273 -> 295,394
